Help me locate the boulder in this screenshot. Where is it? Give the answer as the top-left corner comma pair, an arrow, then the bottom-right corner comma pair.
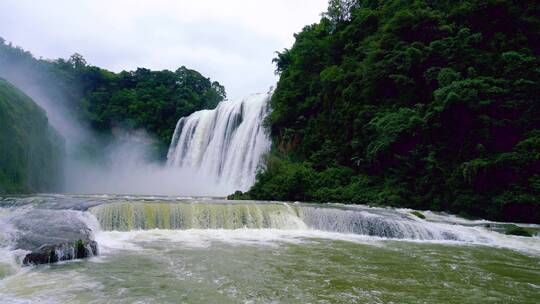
7,209 -> 99,265
22,240 -> 98,265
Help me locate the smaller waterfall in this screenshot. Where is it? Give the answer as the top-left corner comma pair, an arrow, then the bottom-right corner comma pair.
167,92 -> 272,193
89,202 -> 494,243
90,202 -> 306,231
299,207 -> 457,240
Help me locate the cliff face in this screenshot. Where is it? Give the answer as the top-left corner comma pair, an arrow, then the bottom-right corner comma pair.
0,78 -> 64,194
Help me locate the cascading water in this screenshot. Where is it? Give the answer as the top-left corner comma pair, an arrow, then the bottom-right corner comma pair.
2,195 -> 540,303
87,201 -> 535,246
90,202 -> 307,231
167,92 -> 272,193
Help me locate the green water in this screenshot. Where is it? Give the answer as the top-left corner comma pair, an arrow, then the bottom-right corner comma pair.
1,230 -> 538,304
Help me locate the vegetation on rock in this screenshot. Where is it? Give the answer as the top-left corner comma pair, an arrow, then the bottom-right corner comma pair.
411,211 -> 426,219
243,0 -> 540,223
0,78 -> 64,193
503,224 -> 533,237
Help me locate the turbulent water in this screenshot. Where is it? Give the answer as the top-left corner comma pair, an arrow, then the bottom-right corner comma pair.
167,92 -> 271,193
1,195 -> 539,303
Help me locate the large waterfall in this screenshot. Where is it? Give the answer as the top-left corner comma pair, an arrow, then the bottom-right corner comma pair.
167,92 -> 272,193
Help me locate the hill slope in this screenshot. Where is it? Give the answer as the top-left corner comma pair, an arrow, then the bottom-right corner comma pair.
0,78 -> 63,193
244,0 -> 540,223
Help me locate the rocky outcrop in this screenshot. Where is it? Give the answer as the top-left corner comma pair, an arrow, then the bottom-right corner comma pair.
22,240 -> 98,265
7,209 -> 98,265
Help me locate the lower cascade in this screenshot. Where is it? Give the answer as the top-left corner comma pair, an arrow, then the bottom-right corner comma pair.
1,195 -> 539,271
167,92 -> 272,193
89,201 -> 491,242
90,202 -> 307,231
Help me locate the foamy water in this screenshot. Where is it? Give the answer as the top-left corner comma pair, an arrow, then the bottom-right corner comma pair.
1,195 -> 539,303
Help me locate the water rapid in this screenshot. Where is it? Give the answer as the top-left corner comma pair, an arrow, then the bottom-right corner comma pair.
1,195 -> 539,303
87,200 -> 539,249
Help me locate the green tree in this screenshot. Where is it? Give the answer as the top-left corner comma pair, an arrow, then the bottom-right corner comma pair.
245,0 -> 540,223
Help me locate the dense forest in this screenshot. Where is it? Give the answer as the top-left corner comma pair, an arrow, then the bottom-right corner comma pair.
239,0 -> 540,223
0,78 -> 63,193
0,39 -> 226,156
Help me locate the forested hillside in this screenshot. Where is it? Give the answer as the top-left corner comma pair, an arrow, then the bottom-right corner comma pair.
0,78 -> 63,193
244,0 -> 540,223
0,39 -> 226,156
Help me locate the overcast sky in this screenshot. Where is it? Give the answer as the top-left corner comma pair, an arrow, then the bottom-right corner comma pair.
0,0 -> 328,100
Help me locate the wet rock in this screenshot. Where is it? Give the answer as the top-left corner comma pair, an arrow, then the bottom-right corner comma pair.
410,211 -> 426,219
7,209 -> 99,265
22,240 -> 98,265
504,224 -> 533,237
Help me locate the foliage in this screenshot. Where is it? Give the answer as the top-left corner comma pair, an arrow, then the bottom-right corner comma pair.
246,0 -> 540,223
0,41 -> 226,157
0,78 -> 64,193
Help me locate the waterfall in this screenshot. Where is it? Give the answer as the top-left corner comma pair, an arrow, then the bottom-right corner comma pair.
89,202 -> 492,243
90,202 -> 306,231
167,92 -> 272,193
299,207 -> 457,240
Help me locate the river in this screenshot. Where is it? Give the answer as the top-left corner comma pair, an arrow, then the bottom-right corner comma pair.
0,194 -> 538,303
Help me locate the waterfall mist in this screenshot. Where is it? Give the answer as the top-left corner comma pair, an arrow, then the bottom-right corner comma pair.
61,127 -> 224,196
0,63 -> 271,195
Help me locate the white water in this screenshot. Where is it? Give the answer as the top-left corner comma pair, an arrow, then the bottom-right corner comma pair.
84,201 -> 540,255
2,195 -> 540,267
1,196 -> 540,304
167,92 -> 272,193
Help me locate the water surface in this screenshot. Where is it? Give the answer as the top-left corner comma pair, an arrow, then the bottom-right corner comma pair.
0,195 -> 539,303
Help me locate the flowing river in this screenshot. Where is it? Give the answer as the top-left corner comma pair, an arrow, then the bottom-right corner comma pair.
0,194 -> 539,303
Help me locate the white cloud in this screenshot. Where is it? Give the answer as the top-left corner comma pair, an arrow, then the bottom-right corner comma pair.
0,0 -> 328,99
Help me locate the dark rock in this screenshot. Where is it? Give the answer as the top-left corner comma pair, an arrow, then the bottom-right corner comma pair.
22,240 -> 98,265
7,209 -> 99,265
504,224 -> 533,237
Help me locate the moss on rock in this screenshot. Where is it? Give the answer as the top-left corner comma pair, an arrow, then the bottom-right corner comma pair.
504,224 -> 533,237
411,211 -> 426,219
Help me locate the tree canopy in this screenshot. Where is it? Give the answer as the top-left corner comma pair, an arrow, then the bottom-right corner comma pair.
243,0 -> 540,223
0,41 -> 226,156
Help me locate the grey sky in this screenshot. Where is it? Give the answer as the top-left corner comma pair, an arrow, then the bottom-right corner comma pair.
0,0 -> 328,100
